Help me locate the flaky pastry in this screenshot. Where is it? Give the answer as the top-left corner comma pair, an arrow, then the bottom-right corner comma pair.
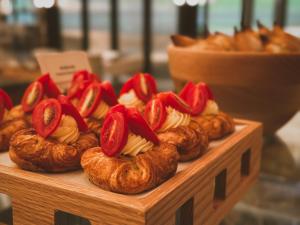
9,128 -> 98,172
81,143 -> 179,194
85,117 -> 103,135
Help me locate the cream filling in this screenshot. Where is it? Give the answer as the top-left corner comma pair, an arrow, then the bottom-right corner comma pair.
121,133 -> 154,157
118,89 -> 144,109
51,115 -> 80,144
158,107 -> 191,132
202,100 -> 219,116
92,100 -> 110,120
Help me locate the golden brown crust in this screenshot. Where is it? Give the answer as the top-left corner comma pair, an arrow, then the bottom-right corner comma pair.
85,117 -> 103,135
81,143 -> 179,194
6,105 -> 32,125
0,118 -> 28,152
9,128 -> 98,172
193,112 -> 235,140
157,121 -> 208,161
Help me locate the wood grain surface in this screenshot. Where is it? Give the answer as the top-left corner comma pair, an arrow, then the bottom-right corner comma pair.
0,119 -> 262,225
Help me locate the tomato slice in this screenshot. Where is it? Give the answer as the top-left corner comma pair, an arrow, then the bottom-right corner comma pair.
126,107 -> 159,144
119,77 -> 134,95
106,104 -> 127,117
144,98 -> 167,131
0,89 -> 13,110
199,82 -> 214,100
101,111 -> 129,157
184,84 -> 208,116
157,92 -> 191,114
101,81 -> 118,106
21,81 -> 44,113
58,95 -> 88,132
133,73 -> 157,103
179,81 -> 195,101
78,83 -> 102,117
32,99 -> 62,138
37,74 -> 61,98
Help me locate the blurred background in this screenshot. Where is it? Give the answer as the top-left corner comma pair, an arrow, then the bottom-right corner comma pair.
0,0 -> 300,225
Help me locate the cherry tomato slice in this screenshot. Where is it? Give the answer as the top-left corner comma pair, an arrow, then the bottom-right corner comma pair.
106,104 -> 127,117
119,77 -> 134,95
0,89 -> 13,110
101,81 -> 118,106
179,81 -> 195,101
157,92 -> 191,114
199,82 -> 214,100
58,95 -> 88,132
133,73 -> 157,103
32,99 -> 62,138
101,111 -> 129,157
21,81 -> 44,113
126,107 -> 159,144
37,74 -> 61,98
78,83 -> 102,117
184,84 -> 208,116
144,98 -> 167,131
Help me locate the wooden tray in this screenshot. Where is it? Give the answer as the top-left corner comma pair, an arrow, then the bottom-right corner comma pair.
0,119 -> 262,225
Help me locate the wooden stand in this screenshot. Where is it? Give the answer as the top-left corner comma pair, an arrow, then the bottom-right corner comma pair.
0,119 -> 262,225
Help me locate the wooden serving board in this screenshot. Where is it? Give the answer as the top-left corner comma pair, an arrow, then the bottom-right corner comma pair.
0,119 -> 262,225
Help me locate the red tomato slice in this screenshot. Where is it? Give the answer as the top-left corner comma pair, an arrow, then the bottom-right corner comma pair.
58,95 -> 88,132
72,70 -> 90,82
126,107 -> 159,144
157,92 -> 191,114
144,98 -> 167,131
101,81 -> 118,106
107,104 -> 127,116
199,82 -> 214,100
119,77 -> 134,95
0,98 -> 5,122
101,111 -> 129,157
32,99 -> 62,138
179,81 -> 195,101
133,73 -> 157,103
37,74 -> 61,98
21,81 -> 44,113
0,89 -> 13,110
78,83 -> 102,117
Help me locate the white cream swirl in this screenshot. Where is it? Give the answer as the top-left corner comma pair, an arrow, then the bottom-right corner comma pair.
121,133 -> 154,157
202,100 -> 219,116
51,115 -> 80,144
92,101 -> 110,120
158,107 -> 191,132
118,90 -> 144,109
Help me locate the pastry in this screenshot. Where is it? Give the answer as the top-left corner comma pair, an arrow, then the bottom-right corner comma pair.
81,104 -> 179,194
144,92 -> 208,161
67,70 -> 100,106
179,82 -> 235,140
9,96 -> 98,172
118,73 -> 157,113
77,81 -> 118,135
0,89 -> 28,152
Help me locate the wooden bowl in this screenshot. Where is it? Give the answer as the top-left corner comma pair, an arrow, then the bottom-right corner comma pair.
168,45 -> 300,135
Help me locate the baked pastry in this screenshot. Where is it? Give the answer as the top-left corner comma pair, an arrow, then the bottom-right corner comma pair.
0,89 -> 28,152
77,81 -> 118,135
10,73 -> 62,125
67,70 -> 100,106
81,105 -> 179,194
179,82 -> 235,140
144,92 -> 208,161
9,97 -> 98,172
118,73 -> 157,113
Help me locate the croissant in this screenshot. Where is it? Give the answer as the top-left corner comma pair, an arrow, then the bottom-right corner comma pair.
157,121 -> 208,162
193,112 -> 235,140
81,143 -> 179,194
85,117 -> 103,135
9,128 -> 98,172
6,105 -> 32,124
0,118 -> 28,152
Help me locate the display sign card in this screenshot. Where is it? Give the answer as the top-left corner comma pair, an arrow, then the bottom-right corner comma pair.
36,51 -> 92,91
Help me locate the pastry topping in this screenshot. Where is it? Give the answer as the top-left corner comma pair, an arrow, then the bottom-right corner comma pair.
101,111 -> 129,157
32,99 -> 62,138
121,133 -> 154,156
21,81 -> 44,113
37,74 -> 61,98
0,89 -> 13,122
158,107 -> 191,132
202,100 -> 219,116
157,92 -> 191,114
118,90 -> 145,109
101,81 -> 118,106
120,77 -> 134,95
78,83 -> 102,117
144,98 -> 167,131
200,82 -> 214,100
132,73 -> 157,102
91,100 -> 110,120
